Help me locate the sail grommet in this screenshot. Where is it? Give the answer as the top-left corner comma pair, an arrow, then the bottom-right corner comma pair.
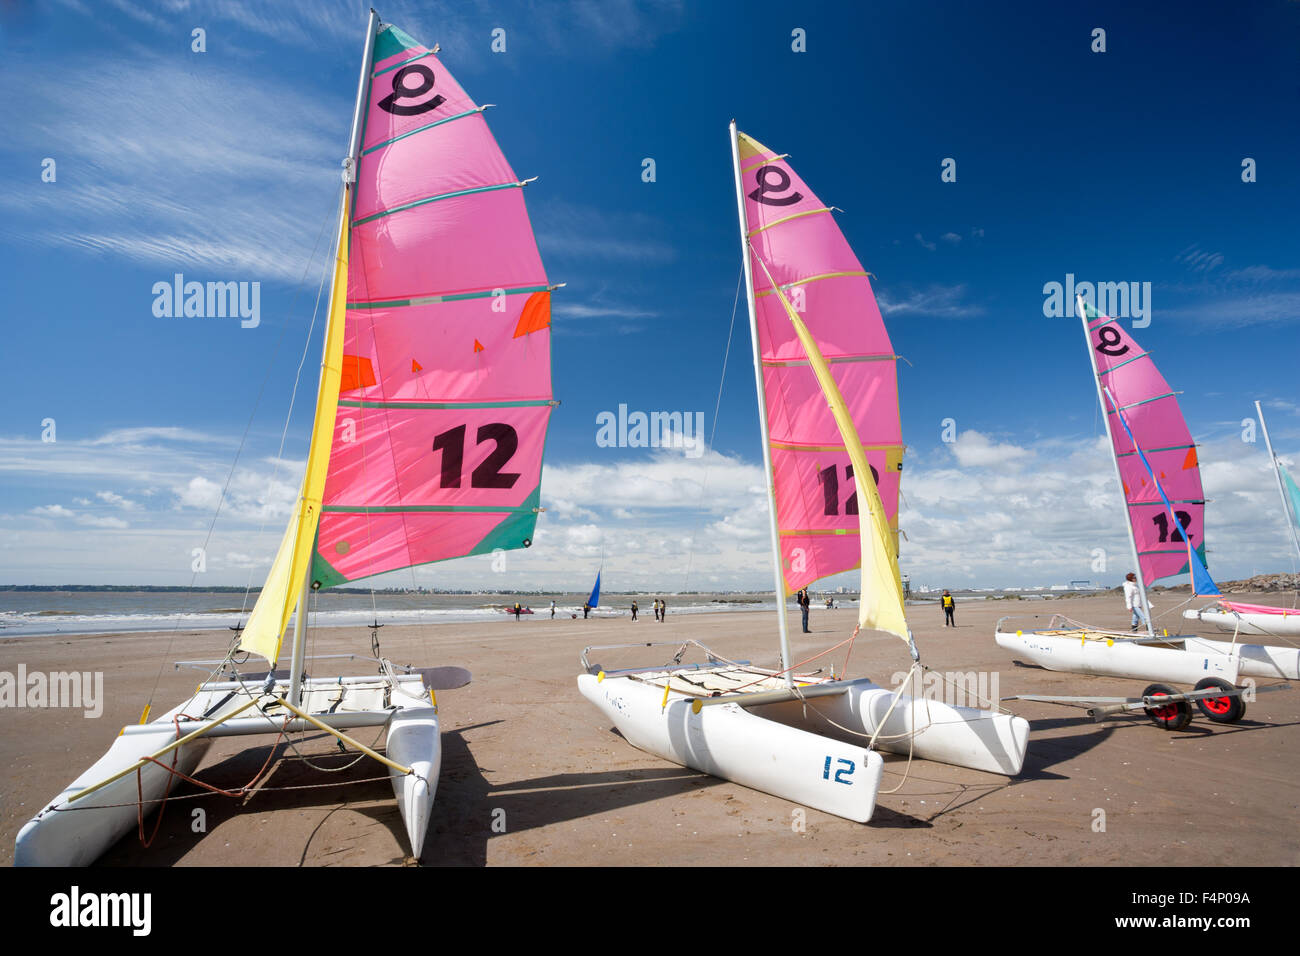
522,537 -> 532,548
311,580 -> 322,591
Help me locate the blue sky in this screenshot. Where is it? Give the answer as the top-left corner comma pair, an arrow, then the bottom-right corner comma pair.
1,0 -> 1299,593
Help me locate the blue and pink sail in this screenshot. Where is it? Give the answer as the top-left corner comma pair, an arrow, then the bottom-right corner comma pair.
1082,304 -> 1219,596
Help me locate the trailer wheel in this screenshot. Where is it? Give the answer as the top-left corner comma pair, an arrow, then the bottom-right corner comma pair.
1141,683 -> 1192,730
1193,677 -> 1245,723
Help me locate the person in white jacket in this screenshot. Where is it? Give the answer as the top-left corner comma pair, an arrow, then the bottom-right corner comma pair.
1123,572 -> 1149,631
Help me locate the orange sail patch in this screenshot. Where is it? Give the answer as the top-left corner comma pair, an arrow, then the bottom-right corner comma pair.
340,355 -> 376,391
412,359 -> 422,373
513,290 -> 551,338
473,339 -> 485,353
1182,446 -> 1198,470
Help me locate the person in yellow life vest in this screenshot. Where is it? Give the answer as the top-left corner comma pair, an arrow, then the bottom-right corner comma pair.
513,601 -> 522,621
941,590 -> 955,627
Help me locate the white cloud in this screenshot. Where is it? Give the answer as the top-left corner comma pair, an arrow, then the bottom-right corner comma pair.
948,430 -> 1033,470
877,284 -> 984,319
95,490 -> 140,510
31,505 -> 74,519
0,50 -> 341,283
29,503 -> 129,529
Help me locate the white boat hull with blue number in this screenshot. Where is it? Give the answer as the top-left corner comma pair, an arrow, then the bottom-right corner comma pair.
578,659 -> 1027,823
578,669 -> 883,821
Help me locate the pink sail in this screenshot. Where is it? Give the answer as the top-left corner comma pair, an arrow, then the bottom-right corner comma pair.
1084,307 -> 1209,585
312,22 -> 554,588
736,132 -> 902,595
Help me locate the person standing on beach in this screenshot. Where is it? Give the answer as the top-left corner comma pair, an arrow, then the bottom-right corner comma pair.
1124,573 -> 1148,631
941,590 -> 955,627
798,588 -> 811,633
513,601 -> 522,621
550,599 -> 556,620
583,602 -> 590,619
660,598 -> 667,621
631,599 -> 638,621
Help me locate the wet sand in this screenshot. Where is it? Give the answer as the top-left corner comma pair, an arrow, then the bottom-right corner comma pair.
1,592 -> 1296,867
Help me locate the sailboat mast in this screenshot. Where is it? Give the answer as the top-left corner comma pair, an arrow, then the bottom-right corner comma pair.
288,8 -> 379,706
730,121 -> 793,686
1078,295 -> 1153,635
1256,400 -> 1300,570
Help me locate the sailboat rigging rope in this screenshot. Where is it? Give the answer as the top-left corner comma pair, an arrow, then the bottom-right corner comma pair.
681,267 -> 744,593
59,773 -> 397,814
726,631 -> 861,693
141,195 -> 339,713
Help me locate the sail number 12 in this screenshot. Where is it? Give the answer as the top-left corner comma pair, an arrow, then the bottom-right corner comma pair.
432,423 -> 520,488
817,464 -> 880,516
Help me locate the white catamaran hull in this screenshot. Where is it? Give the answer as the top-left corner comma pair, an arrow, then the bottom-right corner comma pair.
385,705 -> 441,857
579,673 -> 883,822
14,700 -> 213,868
579,669 -> 1027,821
755,679 -> 1029,776
1183,607 -> 1300,643
996,627 -> 1237,684
14,676 -> 439,867
994,626 -> 1298,683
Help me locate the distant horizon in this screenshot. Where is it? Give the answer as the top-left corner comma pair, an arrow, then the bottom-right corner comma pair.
4,570 -> 1297,596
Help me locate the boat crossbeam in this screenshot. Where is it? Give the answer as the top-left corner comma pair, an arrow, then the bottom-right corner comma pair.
690,676 -> 874,712
119,708 -> 396,738
66,696 -> 416,811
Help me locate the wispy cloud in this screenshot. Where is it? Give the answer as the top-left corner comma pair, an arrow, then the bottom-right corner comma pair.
535,199 -> 677,265
1175,244 -> 1225,274
877,284 -> 985,319
1160,258 -> 1300,328
530,0 -> 686,55
0,47 -> 344,283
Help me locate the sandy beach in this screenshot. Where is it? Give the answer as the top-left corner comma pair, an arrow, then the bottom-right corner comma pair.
1,591 -> 1296,867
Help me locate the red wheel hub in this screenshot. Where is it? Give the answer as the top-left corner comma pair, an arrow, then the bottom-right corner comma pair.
1149,695 -> 1178,721
1202,694 -> 1232,715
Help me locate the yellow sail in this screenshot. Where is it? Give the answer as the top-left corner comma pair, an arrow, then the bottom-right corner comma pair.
237,198 -> 350,664
761,264 -> 909,643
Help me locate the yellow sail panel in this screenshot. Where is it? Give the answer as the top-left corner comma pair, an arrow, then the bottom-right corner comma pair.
237,200 -> 350,664
767,279 -> 908,643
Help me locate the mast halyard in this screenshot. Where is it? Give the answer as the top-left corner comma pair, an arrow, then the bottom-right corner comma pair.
1078,295 -> 1154,636
730,121 -> 793,687
287,8 -> 379,704
1257,400 -> 1300,572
